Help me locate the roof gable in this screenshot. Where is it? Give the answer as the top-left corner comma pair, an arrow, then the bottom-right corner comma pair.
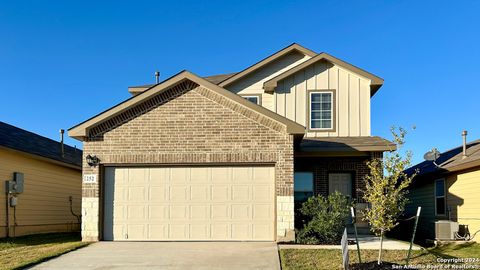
69,71 -> 305,140
263,52 -> 384,96
218,43 -> 316,88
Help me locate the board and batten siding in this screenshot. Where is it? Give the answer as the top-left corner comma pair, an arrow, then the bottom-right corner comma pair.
273,61 -> 371,137
404,181 -> 436,241
447,168 -> 480,241
0,148 -> 81,237
228,51 -> 311,112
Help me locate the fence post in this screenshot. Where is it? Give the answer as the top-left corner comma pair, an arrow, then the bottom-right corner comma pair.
406,206 -> 421,265
351,207 -> 362,264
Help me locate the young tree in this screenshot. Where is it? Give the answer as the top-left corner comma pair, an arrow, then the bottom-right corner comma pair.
362,126 -> 417,265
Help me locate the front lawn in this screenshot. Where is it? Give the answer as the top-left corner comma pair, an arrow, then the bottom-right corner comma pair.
279,243 -> 480,270
0,233 -> 89,270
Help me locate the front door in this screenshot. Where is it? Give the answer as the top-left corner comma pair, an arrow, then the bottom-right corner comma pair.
328,173 -> 352,199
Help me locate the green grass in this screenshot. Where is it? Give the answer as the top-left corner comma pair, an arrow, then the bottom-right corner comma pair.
279,243 -> 480,270
0,233 -> 89,270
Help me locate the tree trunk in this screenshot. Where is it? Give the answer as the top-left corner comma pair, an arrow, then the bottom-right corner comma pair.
378,230 -> 384,265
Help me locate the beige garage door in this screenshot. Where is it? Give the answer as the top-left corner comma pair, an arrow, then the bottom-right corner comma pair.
103,166 -> 275,241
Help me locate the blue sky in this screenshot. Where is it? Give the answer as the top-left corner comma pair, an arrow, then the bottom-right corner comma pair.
1,1 -> 479,164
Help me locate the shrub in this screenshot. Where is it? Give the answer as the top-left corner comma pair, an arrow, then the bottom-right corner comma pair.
296,192 -> 351,244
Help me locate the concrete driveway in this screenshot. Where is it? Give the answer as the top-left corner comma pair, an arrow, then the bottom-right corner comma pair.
30,242 -> 281,270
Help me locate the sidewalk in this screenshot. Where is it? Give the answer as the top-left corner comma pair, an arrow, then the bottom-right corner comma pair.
278,236 -> 422,250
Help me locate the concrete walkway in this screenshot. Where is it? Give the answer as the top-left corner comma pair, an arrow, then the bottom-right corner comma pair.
30,242 -> 281,270
279,236 -> 422,250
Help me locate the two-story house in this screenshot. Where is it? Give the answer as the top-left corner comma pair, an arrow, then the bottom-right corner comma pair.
69,43 -> 394,242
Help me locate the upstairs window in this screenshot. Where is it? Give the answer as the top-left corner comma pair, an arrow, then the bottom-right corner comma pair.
435,179 -> 446,216
309,91 -> 333,130
242,95 -> 260,105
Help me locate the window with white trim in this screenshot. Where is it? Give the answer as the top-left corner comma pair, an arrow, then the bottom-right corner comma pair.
435,179 -> 446,216
310,91 -> 333,130
242,95 -> 260,105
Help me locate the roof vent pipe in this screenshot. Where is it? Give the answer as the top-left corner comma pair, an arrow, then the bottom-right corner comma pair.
462,130 -> 468,159
155,71 -> 160,84
60,129 -> 65,158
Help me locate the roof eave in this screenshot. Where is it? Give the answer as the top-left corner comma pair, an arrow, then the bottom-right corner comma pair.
263,52 -> 384,96
218,43 -> 317,88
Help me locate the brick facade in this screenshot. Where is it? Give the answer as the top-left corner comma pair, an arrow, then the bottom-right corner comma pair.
80,80 -> 295,241
295,152 -> 382,202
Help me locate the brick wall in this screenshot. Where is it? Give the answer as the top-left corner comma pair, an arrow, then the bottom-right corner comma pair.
295,152 -> 382,202
80,80 -> 295,241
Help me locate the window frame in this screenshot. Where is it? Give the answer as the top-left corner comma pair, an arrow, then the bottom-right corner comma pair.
240,94 -> 262,105
434,178 -> 447,216
307,90 -> 336,132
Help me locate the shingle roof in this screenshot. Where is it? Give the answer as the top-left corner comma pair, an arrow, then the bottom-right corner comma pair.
299,136 -> 396,152
0,121 -> 82,168
406,139 -> 480,176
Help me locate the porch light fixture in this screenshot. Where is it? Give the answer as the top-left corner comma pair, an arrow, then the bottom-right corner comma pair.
86,154 -> 100,167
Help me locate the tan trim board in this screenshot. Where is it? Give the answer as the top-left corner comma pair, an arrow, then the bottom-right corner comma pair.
306,89 -> 337,133
68,71 -> 305,140
218,43 -> 316,87
264,52 -> 384,96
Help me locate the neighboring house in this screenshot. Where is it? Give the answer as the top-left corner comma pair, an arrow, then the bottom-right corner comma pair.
0,121 -> 82,238
69,43 -> 394,242
403,135 -> 480,242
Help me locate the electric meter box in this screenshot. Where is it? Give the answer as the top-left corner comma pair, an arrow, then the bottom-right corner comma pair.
5,172 -> 24,194
13,172 -> 24,193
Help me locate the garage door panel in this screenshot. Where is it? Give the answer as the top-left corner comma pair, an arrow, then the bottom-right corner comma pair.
232,185 -> 250,201
127,224 -> 146,240
190,224 -> 209,239
253,204 -> 272,220
170,186 -> 188,201
233,167 -> 252,183
190,186 -> 209,201
128,168 -> 148,185
104,166 -> 274,241
127,205 -> 146,220
170,205 -> 188,219
190,205 -> 209,219
211,185 -> 229,201
253,185 -> 272,201
211,223 -> 229,239
231,223 -> 251,239
190,167 -> 210,183
148,205 -> 169,219
148,224 -> 167,239
149,168 -> 169,184
253,167 -> 273,183
253,223 -> 272,240
128,187 -> 147,201
170,167 -> 189,182
211,167 -> 230,183
231,204 -> 251,220
211,204 -> 229,219
169,224 -> 188,239
149,186 -> 167,201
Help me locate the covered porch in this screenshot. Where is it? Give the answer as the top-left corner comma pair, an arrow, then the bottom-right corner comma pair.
293,136 -> 395,232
